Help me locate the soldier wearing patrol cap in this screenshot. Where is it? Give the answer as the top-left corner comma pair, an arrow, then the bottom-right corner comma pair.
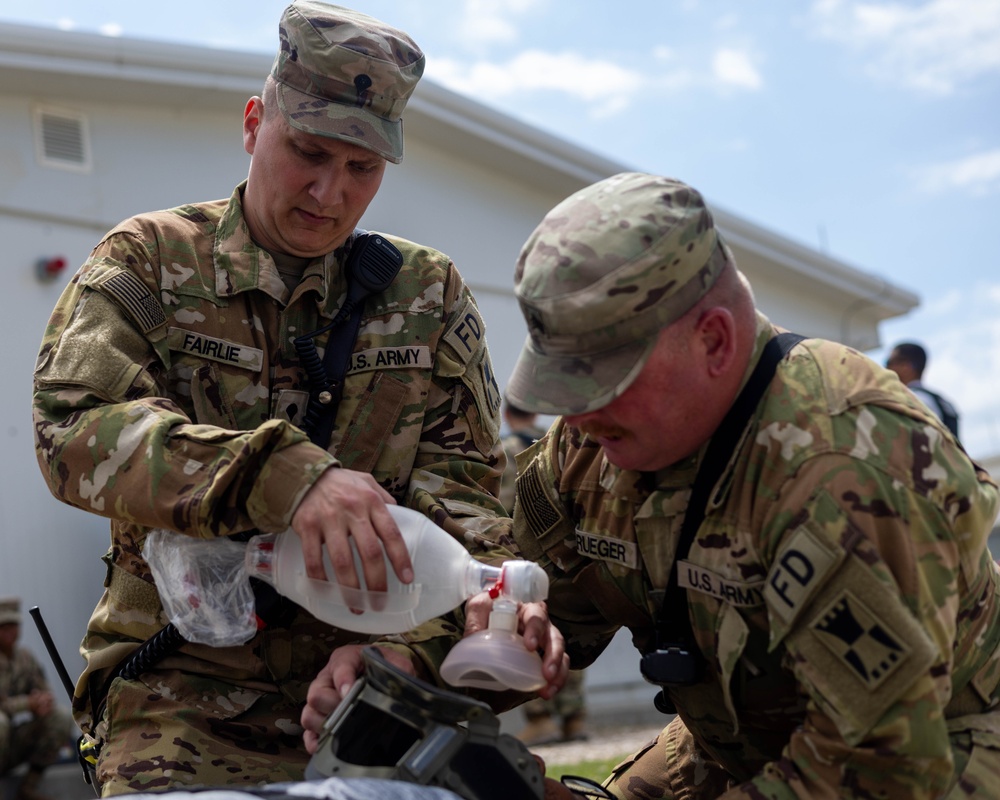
32,2 -> 518,794
505,173 -> 1000,798
307,173 -> 1000,798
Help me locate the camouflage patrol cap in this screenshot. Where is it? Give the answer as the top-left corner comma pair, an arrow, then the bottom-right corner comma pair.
506,173 -> 731,416
0,596 -> 20,625
271,1 -> 425,163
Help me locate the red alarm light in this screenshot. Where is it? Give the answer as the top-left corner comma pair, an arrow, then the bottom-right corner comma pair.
36,256 -> 67,282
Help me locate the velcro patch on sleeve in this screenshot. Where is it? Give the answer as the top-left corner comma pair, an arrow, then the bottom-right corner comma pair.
765,520 -> 845,633
89,267 -> 166,335
513,457 -> 566,561
791,556 -> 938,744
439,297 -> 501,448
479,349 -> 502,419
811,589 -> 911,691
442,299 -> 487,365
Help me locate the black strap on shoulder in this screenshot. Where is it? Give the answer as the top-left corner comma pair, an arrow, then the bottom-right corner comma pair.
248,234 -> 402,627
642,332 -> 805,697
238,233 -> 402,628
294,231 -> 402,449
300,307 -> 368,449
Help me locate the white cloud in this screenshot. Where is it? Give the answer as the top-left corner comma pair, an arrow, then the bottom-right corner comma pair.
454,0 -> 542,48
456,11 -> 517,45
652,45 -> 675,62
712,48 -> 763,90
936,312 -> 1000,456
811,0 -> 1000,94
922,288 -> 964,315
428,51 -> 643,118
429,42 -> 760,120
715,13 -> 741,31
98,23 -> 124,38
418,0 -> 764,119
914,148 -> 1000,195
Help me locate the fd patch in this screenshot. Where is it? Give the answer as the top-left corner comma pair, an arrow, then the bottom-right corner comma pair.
764,521 -> 844,626
443,300 -> 486,364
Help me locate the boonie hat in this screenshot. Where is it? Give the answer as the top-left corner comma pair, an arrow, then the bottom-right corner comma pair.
0,597 -> 21,625
271,1 -> 425,163
506,173 -> 731,416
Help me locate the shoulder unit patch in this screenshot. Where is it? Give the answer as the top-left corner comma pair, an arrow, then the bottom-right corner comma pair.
810,589 -> 909,690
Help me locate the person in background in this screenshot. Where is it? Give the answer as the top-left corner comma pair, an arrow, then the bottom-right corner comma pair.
0,598 -> 73,800
500,401 -> 589,746
31,2 -> 530,793
886,341 -> 960,438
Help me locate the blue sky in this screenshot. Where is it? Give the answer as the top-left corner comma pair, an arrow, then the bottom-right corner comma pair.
2,0 -> 999,457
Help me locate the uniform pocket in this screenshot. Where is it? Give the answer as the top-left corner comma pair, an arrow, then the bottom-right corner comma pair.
336,372 -> 409,473
189,362 -> 239,429
98,671 -> 266,792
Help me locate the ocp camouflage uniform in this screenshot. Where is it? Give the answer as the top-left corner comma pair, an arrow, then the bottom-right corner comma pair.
510,314 -> 1000,799
0,646 -> 73,776
31,183 -> 509,794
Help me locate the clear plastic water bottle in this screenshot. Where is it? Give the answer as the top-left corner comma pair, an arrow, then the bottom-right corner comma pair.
244,505 -> 548,637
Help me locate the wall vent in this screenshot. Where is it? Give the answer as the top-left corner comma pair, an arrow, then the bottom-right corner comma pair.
33,106 -> 92,172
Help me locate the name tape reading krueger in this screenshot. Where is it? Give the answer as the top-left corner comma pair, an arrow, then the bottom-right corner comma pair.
575,530 -> 638,569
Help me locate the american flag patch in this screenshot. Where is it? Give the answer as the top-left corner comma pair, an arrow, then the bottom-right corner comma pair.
100,271 -> 166,334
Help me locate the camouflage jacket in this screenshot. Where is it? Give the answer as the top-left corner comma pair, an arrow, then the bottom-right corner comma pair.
0,646 -> 49,717
32,183 -> 509,730
512,314 -> 1000,799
